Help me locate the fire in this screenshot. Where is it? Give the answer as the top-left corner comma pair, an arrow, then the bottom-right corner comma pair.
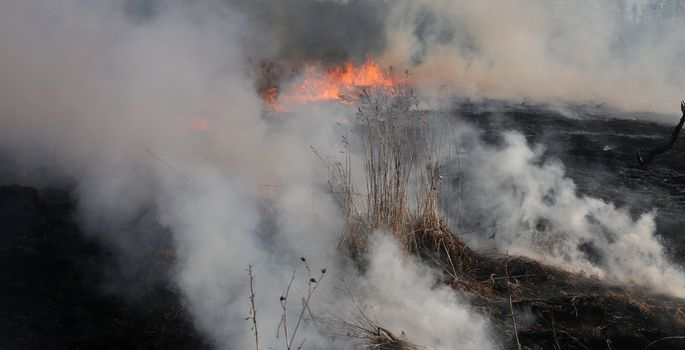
267,58 -> 396,110
265,87 -> 287,112
190,117 -> 211,132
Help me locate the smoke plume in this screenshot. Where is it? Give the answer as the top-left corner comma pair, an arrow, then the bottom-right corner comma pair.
1,1 -> 684,349
447,126 -> 685,297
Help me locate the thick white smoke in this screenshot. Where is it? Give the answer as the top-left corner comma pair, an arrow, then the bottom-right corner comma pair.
2,1 -> 685,349
0,1 -> 494,349
349,233 -> 497,350
450,125 -> 685,297
381,0 -> 685,115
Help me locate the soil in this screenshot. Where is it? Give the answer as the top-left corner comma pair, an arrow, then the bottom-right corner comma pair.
2,100 -> 685,349
454,100 -> 685,263
449,100 -> 685,349
0,184 -> 208,349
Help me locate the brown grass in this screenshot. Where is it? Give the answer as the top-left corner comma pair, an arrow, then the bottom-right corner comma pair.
316,79 -> 456,261
313,80 -> 685,349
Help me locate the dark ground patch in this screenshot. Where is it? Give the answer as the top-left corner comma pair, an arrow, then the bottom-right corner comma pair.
2,100 -> 685,349
454,101 -> 685,263
410,218 -> 685,350
0,184 -> 207,349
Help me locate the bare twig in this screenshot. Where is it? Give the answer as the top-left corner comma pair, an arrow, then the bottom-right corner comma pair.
551,312 -> 561,350
275,258 -> 326,350
277,271 -> 297,348
288,259 -> 325,350
505,255 -> 522,350
481,274 -> 545,282
247,265 -> 259,350
644,336 -> 685,349
145,146 -> 191,182
565,333 -> 591,350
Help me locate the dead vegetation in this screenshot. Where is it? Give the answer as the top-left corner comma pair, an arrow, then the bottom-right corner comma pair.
248,78 -> 685,349
340,320 -> 420,350
317,80 -> 458,260
313,86 -> 685,349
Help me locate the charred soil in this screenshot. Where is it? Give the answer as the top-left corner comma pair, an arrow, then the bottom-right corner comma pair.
0,184 -> 207,349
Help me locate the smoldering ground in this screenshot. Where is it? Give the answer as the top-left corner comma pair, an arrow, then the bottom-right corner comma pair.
1,1 -> 685,349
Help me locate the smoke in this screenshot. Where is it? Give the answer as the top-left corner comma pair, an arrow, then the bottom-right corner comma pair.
448,125 -> 685,297
378,0 -> 685,114
228,0 -> 390,63
226,0 -> 685,115
349,233 -> 496,350
2,0 -> 685,349
148,0 -> 685,115
0,1 -> 495,348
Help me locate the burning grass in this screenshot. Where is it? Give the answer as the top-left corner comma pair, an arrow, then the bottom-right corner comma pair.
259,58 -> 399,112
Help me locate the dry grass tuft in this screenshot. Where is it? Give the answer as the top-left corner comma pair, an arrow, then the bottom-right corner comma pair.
331,287 -> 422,350
342,320 -> 420,350
350,329 -> 419,349
318,78 -> 458,262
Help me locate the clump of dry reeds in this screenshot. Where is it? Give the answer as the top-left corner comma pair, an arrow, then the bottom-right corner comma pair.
342,320 -> 420,350
325,279 -> 421,350
317,78 -> 464,262
311,80 -> 475,349
317,78 -> 485,295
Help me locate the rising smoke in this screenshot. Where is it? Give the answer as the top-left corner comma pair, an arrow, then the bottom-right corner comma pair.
229,0 -> 685,114
0,1 -> 684,349
445,126 -> 685,297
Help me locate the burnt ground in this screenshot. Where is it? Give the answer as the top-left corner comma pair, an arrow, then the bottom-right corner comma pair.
0,184 -> 208,349
1,100 -> 685,349
407,215 -> 685,350
454,100 -> 685,263
446,101 -> 685,349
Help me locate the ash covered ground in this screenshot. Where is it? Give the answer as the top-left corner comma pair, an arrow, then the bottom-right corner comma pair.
2,101 -> 685,349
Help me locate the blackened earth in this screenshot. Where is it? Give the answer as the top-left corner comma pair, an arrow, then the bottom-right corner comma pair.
1,100 -> 685,349
0,185 -> 208,349
454,100 -> 685,264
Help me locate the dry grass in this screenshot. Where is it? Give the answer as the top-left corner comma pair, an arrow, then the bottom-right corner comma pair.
319,81 -> 489,298
317,77 -> 456,262
312,79 -> 685,349
343,323 -> 420,350
329,280 -> 421,350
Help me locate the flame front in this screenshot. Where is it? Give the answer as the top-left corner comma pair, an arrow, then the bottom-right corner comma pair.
267,58 -> 395,110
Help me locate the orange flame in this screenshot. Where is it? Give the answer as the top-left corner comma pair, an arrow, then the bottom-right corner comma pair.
267,58 -> 395,111
190,117 -> 211,132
